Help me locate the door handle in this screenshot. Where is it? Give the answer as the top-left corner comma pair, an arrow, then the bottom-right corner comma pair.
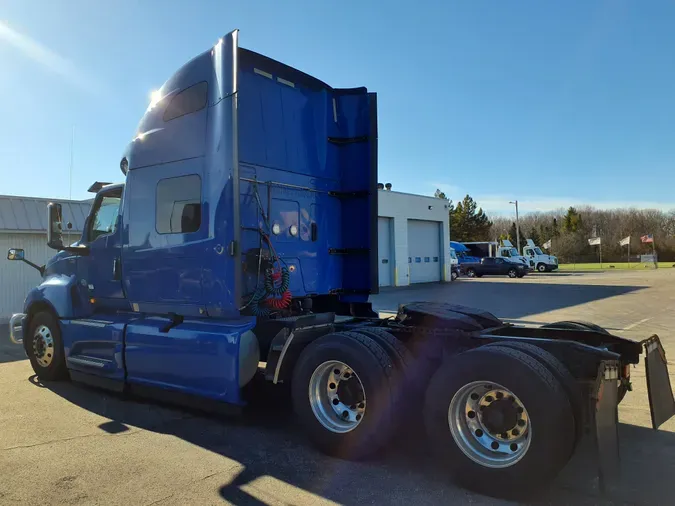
113,257 -> 121,280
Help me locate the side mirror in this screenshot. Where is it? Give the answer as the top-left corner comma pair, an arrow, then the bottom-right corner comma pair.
7,248 -> 25,261
47,202 -> 64,250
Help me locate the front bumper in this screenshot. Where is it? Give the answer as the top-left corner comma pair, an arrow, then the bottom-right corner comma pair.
9,313 -> 25,344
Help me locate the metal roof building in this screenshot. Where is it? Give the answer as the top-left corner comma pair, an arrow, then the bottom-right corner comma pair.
0,195 -> 92,321
0,195 -> 90,233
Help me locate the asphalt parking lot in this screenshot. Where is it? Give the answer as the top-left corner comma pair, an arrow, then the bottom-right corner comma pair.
2,269 -> 675,505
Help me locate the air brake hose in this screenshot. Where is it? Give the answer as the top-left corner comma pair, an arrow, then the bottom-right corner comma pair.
265,290 -> 292,309
265,266 -> 290,296
249,285 -> 271,317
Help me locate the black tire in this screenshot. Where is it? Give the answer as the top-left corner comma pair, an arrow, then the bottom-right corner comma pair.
507,268 -> 517,278
355,327 -> 434,397
451,270 -> 458,281
537,263 -> 547,273
353,328 -> 408,391
424,346 -> 575,499
484,341 -> 583,448
353,328 -> 409,370
292,331 -> 397,460
25,311 -> 68,381
466,268 -> 476,278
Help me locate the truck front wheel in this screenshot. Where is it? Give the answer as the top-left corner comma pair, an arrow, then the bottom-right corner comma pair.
291,332 -> 397,460
26,311 -> 68,381
537,263 -> 547,272
424,346 -> 574,499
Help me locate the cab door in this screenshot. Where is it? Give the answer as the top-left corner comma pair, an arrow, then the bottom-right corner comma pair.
482,258 -> 496,274
66,185 -> 127,381
80,185 -> 126,307
523,247 -> 536,268
492,258 -> 506,274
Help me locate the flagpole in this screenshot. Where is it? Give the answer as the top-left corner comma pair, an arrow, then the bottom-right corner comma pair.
628,241 -> 630,268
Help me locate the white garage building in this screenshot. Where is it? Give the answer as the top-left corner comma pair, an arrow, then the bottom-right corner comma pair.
0,195 -> 90,322
377,188 -> 451,287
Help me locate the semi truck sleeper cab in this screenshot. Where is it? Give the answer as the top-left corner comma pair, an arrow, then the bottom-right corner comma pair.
7,29 -> 675,499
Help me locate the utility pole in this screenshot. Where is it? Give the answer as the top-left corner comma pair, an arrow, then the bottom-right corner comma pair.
509,200 -> 520,252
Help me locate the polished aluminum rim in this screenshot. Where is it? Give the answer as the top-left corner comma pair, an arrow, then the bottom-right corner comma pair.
448,381 -> 531,468
508,269 -> 517,278
308,360 -> 366,433
32,325 -> 54,368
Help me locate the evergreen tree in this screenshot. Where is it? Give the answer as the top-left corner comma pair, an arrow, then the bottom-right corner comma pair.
563,207 -> 582,233
452,195 -> 493,241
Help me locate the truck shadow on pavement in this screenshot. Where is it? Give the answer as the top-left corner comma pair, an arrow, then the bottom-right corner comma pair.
29,375 -> 675,506
373,280 -> 644,320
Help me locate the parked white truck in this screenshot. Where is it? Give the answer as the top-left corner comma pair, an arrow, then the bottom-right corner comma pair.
523,239 -> 559,272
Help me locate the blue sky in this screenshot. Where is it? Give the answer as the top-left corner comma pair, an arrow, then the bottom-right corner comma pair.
2,0 -> 674,215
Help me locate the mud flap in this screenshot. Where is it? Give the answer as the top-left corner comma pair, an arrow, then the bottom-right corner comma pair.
594,361 -> 620,493
642,335 -> 675,429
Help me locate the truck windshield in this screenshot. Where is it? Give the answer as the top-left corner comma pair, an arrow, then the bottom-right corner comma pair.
534,247 -> 544,255
509,248 -> 519,257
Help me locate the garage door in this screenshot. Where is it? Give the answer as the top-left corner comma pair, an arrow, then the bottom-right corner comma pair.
407,220 -> 441,283
377,217 -> 393,287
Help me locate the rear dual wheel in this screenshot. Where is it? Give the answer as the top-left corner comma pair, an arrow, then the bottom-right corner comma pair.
424,345 -> 575,499
292,331 -> 399,459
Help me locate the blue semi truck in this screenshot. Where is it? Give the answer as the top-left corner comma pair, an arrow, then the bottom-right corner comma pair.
7,30 -> 675,498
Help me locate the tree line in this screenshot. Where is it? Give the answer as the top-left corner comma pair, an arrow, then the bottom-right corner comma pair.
435,190 -> 675,262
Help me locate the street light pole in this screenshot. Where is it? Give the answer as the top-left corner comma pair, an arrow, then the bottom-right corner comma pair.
509,200 -> 520,252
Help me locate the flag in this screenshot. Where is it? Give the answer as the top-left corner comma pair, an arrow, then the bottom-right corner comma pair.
641,234 -> 654,243
588,237 -> 601,246
619,236 -> 630,246
542,239 -> 552,250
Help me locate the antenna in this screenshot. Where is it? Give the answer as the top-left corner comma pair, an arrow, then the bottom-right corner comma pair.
69,125 -> 74,201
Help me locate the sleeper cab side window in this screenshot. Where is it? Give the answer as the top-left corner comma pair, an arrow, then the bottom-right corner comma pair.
156,175 -> 202,234
163,81 -> 208,122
